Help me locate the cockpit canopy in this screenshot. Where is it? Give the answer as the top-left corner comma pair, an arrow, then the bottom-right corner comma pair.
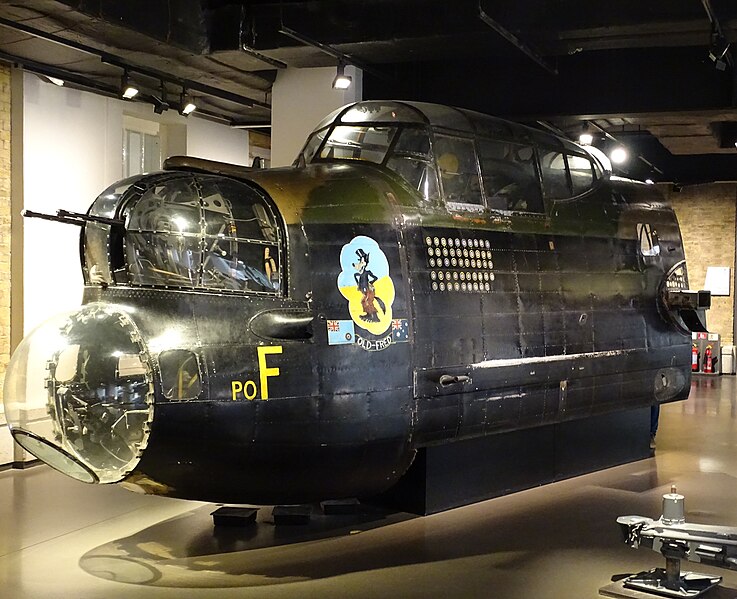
298,100 -> 605,213
84,173 -> 283,295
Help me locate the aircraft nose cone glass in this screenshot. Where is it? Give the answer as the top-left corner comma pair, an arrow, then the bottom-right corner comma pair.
3,303 -> 154,483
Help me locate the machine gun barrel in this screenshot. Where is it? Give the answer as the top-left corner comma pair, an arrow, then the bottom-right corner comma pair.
23,209 -> 124,227
666,290 -> 712,311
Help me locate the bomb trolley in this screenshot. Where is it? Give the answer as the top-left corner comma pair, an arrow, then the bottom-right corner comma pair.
607,487 -> 737,598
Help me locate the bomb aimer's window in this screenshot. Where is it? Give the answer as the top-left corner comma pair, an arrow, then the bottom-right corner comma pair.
159,350 -> 201,400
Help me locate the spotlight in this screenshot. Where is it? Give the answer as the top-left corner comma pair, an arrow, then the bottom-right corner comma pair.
179,90 -> 196,116
121,71 -> 139,100
579,122 -> 593,145
645,178 -> 654,185
332,62 -> 352,90
610,146 -> 628,164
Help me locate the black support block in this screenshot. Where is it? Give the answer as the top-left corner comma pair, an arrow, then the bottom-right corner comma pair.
320,498 -> 361,515
272,505 -> 313,525
211,506 -> 258,527
372,407 -> 650,515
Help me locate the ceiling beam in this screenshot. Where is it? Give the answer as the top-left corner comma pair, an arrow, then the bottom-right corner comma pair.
278,25 -> 388,80
0,16 -> 270,109
478,2 -> 557,75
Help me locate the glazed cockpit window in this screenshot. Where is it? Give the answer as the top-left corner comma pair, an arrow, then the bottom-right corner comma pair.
339,103 -> 425,125
84,223 -> 113,285
478,140 -> 543,213
539,150 -> 572,200
89,175 -> 140,219
568,154 -> 595,196
434,135 -> 483,206
385,127 -> 439,203
122,176 -> 283,295
539,151 -> 596,199
84,174 -> 148,287
320,126 -> 397,163
393,127 -> 431,157
125,178 -> 203,288
300,128 -> 328,164
199,178 -> 281,293
127,179 -> 200,234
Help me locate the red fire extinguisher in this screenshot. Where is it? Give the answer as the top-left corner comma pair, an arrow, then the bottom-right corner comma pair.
692,344 -> 699,372
703,344 -> 713,374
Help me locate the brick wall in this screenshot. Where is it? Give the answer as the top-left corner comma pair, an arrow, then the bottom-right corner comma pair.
0,64 -> 10,409
661,183 -> 736,345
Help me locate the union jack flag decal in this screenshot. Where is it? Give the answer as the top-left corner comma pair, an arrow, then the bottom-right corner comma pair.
327,319 -> 355,345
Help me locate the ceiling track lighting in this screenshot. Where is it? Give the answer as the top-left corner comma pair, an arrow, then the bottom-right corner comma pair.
152,80 -> 169,115
332,61 -> 352,90
708,34 -> 731,71
179,89 -> 196,116
120,70 -> 139,100
579,122 -> 593,146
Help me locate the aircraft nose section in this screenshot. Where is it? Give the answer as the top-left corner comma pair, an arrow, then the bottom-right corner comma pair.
3,303 -> 154,483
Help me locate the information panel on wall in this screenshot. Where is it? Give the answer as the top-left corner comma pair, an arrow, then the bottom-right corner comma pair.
704,266 -> 731,297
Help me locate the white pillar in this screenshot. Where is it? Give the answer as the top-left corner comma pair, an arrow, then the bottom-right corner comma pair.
271,66 -> 362,167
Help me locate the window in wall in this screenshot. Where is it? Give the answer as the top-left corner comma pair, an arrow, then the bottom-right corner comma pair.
123,117 -> 162,178
434,135 -> 483,206
477,140 -> 543,213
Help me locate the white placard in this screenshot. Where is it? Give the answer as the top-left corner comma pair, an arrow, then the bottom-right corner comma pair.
704,266 -> 731,296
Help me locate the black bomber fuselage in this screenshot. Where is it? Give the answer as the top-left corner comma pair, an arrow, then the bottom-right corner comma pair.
4,101 -> 701,503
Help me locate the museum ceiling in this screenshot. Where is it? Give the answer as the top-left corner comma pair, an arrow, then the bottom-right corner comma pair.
1,0 -> 737,182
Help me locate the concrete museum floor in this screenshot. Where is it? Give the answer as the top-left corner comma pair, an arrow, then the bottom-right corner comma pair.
1,376 -> 737,599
